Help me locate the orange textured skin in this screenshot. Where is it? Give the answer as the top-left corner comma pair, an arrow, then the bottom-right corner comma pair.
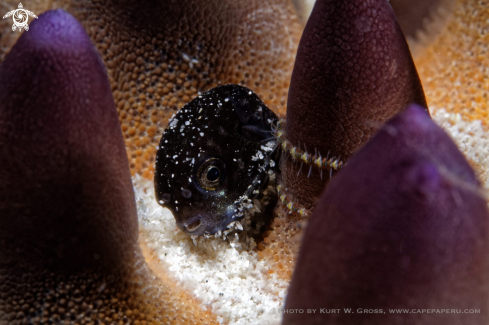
0,1 -> 302,324
0,0 -> 488,324
67,0 -> 301,178
414,0 -> 489,124
1,0 -> 302,178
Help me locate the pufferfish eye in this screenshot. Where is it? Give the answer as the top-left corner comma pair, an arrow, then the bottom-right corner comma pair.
197,158 -> 225,190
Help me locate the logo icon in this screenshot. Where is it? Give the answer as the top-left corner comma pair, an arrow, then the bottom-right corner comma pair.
2,3 -> 38,32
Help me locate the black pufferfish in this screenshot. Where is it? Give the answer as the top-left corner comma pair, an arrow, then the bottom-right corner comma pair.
154,85 -> 279,236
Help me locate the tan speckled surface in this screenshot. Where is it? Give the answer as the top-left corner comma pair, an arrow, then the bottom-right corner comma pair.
415,0 -> 489,124
1,0 -> 488,324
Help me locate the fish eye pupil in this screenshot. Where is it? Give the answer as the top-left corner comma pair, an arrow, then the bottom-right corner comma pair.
206,167 -> 220,181
197,158 -> 225,190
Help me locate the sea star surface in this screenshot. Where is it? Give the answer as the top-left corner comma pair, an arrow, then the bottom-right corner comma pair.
0,0 -> 488,324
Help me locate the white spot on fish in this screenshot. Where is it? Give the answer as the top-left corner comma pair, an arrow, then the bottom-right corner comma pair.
251,151 -> 264,161
261,144 -> 273,152
169,118 -> 178,129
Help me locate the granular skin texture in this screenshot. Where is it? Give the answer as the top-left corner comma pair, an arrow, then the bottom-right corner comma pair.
1,0 -> 301,178
414,0 -> 489,124
257,206 -> 304,280
0,0 -> 488,324
283,0 -> 427,212
262,0 -> 489,288
68,0 -> 301,178
0,254 -> 219,325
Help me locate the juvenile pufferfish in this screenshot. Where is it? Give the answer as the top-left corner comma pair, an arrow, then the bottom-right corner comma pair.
154,84 -> 279,236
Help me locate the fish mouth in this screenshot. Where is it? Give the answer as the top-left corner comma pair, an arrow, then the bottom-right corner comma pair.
185,219 -> 202,233
179,212 -> 232,236
179,214 -> 207,235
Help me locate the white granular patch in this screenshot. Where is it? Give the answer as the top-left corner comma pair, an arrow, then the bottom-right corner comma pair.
133,176 -> 286,325
432,108 -> 489,190
132,109 -> 489,325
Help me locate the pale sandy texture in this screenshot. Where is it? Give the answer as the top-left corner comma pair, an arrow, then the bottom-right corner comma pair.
0,1 -> 301,324
134,107 -> 489,325
1,0 -> 489,324
432,108 -> 489,190
134,176 -> 288,325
